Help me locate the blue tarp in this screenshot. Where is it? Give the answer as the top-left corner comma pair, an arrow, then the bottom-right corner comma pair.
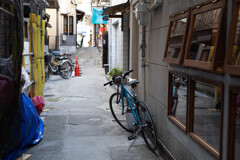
92,8 -> 107,24
5,93 -> 44,160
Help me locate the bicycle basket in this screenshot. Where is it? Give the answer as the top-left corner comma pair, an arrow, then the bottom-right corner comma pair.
126,111 -> 137,131
112,76 -> 121,85
44,54 -> 52,63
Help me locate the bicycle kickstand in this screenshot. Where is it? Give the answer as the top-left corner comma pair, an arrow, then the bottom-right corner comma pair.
128,128 -> 142,151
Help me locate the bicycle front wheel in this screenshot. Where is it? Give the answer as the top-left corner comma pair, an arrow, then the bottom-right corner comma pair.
60,61 -> 72,79
137,100 -> 157,151
109,92 -> 134,133
45,64 -> 50,81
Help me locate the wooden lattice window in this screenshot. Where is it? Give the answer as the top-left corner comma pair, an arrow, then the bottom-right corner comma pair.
69,16 -> 73,35
64,15 -> 68,35
183,0 -> 225,71
24,21 -> 28,39
224,0 -> 240,76
163,8 -> 190,65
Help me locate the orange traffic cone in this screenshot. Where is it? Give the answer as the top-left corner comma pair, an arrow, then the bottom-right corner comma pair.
75,56 -> 80,76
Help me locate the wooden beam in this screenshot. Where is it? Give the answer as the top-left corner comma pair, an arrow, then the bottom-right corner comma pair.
121,13 -> 123,31
109,15 -> 122,18
0,7 -> 14,17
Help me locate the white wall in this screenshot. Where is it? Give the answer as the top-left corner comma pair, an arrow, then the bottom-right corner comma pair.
77,0 -> 93,47
108,0 -> 129,71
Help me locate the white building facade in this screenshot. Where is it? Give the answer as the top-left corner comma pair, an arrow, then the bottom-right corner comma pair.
107,0 -> 129,72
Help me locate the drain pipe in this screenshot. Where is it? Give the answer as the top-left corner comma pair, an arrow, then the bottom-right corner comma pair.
141,24 -> 147,101
139,0 -> 148,101
140,25 -> 146,66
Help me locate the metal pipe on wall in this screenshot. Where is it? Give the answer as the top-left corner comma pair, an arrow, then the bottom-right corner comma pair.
141,0 -> 147,101
56,9 -> 59,50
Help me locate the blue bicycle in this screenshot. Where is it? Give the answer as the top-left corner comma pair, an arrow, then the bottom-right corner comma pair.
104,70 -> 157,151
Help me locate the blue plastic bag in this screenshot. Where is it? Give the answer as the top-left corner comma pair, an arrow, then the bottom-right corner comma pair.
5,93 -> 44,160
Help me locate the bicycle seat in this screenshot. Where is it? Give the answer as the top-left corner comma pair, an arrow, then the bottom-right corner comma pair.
51,50 -> 60,56
127,78 -> 139,86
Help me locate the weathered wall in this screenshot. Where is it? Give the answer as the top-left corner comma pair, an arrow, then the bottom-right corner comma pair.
130,0 -> 237,160
46,9 -> 57,36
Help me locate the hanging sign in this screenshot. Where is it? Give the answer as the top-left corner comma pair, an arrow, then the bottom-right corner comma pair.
92,8 -> 108,24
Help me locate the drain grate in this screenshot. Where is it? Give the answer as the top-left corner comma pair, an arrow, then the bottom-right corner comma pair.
44,94 -> 55,97
68,123 -> 79,125
89,118 -> 100,121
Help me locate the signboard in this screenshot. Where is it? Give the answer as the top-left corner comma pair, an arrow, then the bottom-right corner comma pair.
92,8 -> 107,24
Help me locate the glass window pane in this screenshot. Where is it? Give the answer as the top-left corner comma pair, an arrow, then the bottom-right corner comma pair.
187,9 -> 221,62
234,92 -> 240,159
231,5 -> 240,66
64,26 -> 67,33
70,16 -> 73,25
193,81 -> 222,152
64,16 -> 68,34
69,16 -> 73,34
70,26 -> 73,34
64,16 -> 68,25
167,18 -> 187,58
170,74 -> 188,126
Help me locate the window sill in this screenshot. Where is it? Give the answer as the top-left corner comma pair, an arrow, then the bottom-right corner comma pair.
168,115 -> 186,132
189,132 -> 220,159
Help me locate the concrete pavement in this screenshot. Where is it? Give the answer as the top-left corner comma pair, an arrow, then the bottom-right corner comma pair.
25,47 -> 164,160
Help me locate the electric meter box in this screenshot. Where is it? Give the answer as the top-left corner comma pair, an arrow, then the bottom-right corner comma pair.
134,3 -> 140,20
134,2 -> 148,26
62,35 -> 67,41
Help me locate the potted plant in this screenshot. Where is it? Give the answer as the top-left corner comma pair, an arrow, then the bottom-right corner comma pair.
108,67 -> 123,81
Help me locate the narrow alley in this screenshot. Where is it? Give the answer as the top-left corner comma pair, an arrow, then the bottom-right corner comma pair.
2,0 -> 240,159
25,48 -> 163,160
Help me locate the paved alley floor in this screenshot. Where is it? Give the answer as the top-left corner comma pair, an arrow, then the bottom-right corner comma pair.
26,47 -> 164,160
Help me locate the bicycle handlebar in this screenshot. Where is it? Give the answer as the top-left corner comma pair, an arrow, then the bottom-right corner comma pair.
123,69 -> 133,79
103,80 -> 113,86
103,70 -> 134,86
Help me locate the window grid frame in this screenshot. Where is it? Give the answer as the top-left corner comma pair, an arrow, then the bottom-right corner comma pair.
183,0 -> 226,71
69,16 -> 73,35
168,71 -> 189,132
227,86 -> 240,160
64,15 -> 68,35
189,76 -> 224,159
163,8 -> 191,65
224,0 -> 240,76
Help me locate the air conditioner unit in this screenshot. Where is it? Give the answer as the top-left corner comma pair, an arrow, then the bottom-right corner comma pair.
134,3 -> 148,26
133,3 -> 140,20
138,3 -> 148,26
62,35 -> 67,41
71,0 -> 77,5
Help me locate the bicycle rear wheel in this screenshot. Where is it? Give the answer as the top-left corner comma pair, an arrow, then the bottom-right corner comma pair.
109,92 -> 134,132
137,100 -> 157,151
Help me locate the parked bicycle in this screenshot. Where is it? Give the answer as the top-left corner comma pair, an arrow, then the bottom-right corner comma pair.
104,70 -> 157,152
44,50 -> 73,80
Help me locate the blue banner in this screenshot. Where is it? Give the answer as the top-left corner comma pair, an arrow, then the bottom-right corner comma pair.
92,8 -> 107,24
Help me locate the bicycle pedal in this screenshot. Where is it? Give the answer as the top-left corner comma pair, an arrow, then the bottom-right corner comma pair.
128,135 -> 136,141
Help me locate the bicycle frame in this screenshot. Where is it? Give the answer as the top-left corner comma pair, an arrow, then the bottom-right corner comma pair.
120,84 -> 143,126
